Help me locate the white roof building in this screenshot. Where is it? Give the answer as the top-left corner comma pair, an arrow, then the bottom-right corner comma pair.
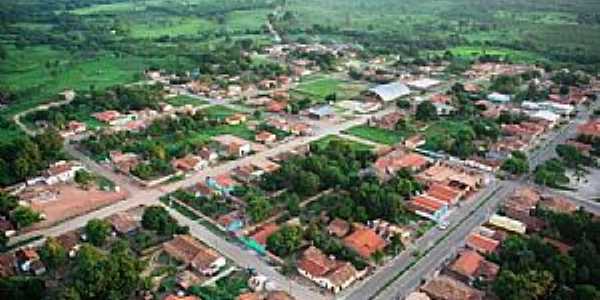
368,82 -> 411,102
487,92 -> 511,103
407,78 -> 441,90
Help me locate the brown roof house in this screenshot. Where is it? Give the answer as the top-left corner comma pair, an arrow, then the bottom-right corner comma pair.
297,246 -> 361,294
421,275 -> 483,300
343,226 -> 386,259
328,218 -> 350,238
447,250 -> 499,283
108,212 -> 140,236
163,235 -> 226,276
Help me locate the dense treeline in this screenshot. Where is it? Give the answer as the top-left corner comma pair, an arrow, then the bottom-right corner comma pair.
491,208 -> 600,300
0,130 -> 64,186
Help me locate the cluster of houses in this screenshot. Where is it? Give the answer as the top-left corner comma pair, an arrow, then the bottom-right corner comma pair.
406,186 -> 580,300
372,146 -> 486,224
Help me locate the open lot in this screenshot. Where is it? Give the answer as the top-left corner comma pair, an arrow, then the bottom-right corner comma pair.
27,184 -> 128,230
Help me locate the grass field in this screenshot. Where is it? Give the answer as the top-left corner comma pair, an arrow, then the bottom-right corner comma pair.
166,95 -> 208,107
130,17 -> 217,39
291,74 -> 366,103
344,125 -> 408,145
422,120 -> 472,151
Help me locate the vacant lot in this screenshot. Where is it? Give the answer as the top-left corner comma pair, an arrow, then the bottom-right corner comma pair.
28,184 -> 128,230
345,125 -> 412,145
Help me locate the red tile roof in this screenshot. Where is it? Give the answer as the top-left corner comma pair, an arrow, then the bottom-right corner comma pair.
410,196 -> 446,214
250,223 -> 279,245
450,250 -> 483,278
578,120 -> 600,137
426,183 -> 462,205
343,228 -> 386,259
466,233 -> 500,254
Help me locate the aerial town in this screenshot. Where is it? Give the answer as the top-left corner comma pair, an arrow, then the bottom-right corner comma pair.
1,1 -> 600,300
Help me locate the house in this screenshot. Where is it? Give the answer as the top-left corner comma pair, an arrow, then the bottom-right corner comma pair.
61,121 -> 87,137
488,214 -> 526,234
163,295 -> 201,300
172,155 -> 206,172
192,182 -> 217,198
238,292 -> 261,300
259,79 -> 278,90
373,150 -> 430,180
265,291 -> 295,300
176,270 -> 202,290
296,246 -> 360,294
93,110 -> 121,123
251,159 -> 281,174
343,227 -> 386,259
417,163 -> 482,192
425,183 -> 463,206
206,174 -> 237,195
108,212 -> 140,236
217,211 -> 244,232
233,164 -> 263,183
255,131 -> 277,144
407,78 -> 441,91
430,94 -> 452,104
163,235 -> 226,276
433,103 -> 456,116
577,120 -> 600,138
408,196 -> 449,223
448,250 -> 499,283
267,118 -> 289,132
308,105 -> 335,120
487,92 -> 511,103
420,275 -> 483,300
225,113 -> 248,125
198,148 -> 219,162
15,248 -> 46,275
366,82 -> 411,103
109,151 -> 140,174
267,100 -> 287,113
328,218 -> 350,238
463,83 -> 481,94
36,161 -> 84,185
290,123 -> 312,136
404,134 -> 426,149
369,112 -> 404,130
250,223 -> 279,245
465,233 -> 499,255
212,135 -> 252,157
56,231 -> 81,258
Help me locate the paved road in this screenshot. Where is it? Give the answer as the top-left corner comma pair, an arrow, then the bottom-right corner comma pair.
165,205 -> 322,300
365,100 -> 600,300
8,105 -> 401,300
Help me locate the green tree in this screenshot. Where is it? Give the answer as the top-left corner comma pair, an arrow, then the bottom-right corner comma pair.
266,225 -> 303,257
84,219 -> 111,246
0,276 -> 45,300
0,192 -> 18,216
39,237 -> 67,271
34,128 -> 64,161
141,205 -> 181,235
73,244 -> 144,300
11,206 -> 41,229
246,193 -> 273,223
74,170 -> 94,188
415,101 -> 437,121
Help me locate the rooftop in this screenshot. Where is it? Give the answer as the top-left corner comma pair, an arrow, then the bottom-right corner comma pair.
368,82 -> 411,102
343,227 -> 386,259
